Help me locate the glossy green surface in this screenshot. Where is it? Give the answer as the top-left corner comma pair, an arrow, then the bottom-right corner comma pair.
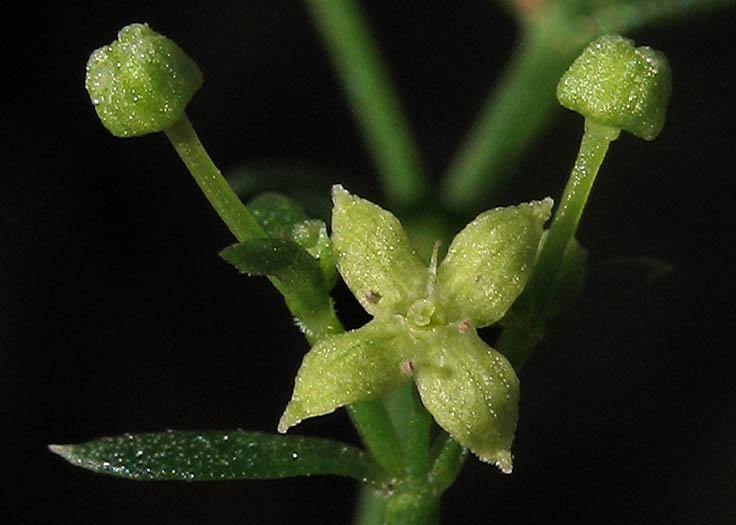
50,430 -> 381,484
278,317 -> 412,434
556,34 -> 672,140
220,238 -> 339,341
85,23 -> 202,137
438,199 -> 553,328
247,193 -> 336,288
281,186 -> 553,471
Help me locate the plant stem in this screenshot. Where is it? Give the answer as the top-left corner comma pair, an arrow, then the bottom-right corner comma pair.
427,433 -> 467,494
500,119 -> 619,369
303,0 -> 428,210
347,401 -> 404,478
165,115 -> 398,472
354,487 -> 387,525
383,490 -> 439,525
529,120 -> 618,311
165,114 -> 264,242
441,8 -> 581,213
404,385 -> 432,481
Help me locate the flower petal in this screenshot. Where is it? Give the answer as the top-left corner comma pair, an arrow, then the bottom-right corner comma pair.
278,317 -> 413,433
413,325 -> 519,473
331,185 -> 428,316
438,199 -> 552,328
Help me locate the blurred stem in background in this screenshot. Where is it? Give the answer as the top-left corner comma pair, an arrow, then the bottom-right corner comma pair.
303,0 -> 429,212
443,0 -> 733,213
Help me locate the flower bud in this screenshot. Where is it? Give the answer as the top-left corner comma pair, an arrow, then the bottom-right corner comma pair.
556,34 -> 672,141
85,23 -> 203,137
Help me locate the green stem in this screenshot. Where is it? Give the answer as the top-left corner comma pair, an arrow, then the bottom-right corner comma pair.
347,401 -> 404,478
165,115 -> 397,472
427,433 -> 467,494
303,0 -> 428,210
354,487 -> 387,525
529,120 -> 618,310
441,8 -> 580,213
404,385 -> 432,481
165,114 -> 264,242
383,491 -> 439,525
166,115 -> 344,345
501,119 -> 619,369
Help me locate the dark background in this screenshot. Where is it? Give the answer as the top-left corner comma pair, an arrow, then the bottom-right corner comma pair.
3,2 -> 735,523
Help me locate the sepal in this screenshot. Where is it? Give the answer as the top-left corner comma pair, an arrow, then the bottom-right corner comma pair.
414,325 -> 519,473
331,185 -> 428,316
278,317 -> 412,433
437,199 -> 552,328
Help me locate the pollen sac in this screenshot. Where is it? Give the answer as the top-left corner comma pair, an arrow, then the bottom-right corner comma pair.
85,23 -> 203,137
556,34 -> 672,141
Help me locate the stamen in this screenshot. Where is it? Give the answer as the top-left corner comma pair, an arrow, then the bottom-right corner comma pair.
427,239 -> 441,296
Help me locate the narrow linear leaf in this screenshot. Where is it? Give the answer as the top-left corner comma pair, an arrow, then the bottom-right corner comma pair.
247,193 -> 337,289
50,430 -> 382,485
220,238 -> 329,318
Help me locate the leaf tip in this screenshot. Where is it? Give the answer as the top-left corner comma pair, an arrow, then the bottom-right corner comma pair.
331,184 -> 352,207
479,449 -> 513,474
277,410 -> 299,434
529,197 -> 554,222
48,443 -> 72,460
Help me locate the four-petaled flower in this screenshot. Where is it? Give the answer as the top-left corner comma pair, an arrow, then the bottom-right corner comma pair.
278,185 -> 552,473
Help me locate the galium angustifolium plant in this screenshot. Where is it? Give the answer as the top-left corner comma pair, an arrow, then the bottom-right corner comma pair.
52,11 -> 673,524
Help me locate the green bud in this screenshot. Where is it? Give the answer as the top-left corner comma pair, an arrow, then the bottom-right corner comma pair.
85,23 -> 203,137
414,325 -> 519,473
556,34 -> 672,140
331,185 -> 428,317
438,199 -> 552,328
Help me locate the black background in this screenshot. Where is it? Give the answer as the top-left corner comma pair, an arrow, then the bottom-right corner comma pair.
3,2 -> 736,524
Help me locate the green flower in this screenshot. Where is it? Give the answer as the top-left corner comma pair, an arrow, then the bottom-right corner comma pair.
278,186 -> 552,473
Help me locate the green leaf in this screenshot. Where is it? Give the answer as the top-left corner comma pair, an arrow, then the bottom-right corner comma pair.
220,239 -> 336,339
288,219 -> 337,290
50,430 -> 382,484
278,317 -> 412,433
85,23 -> 202,137
247,193 -> 337,288
437,199 -> 552,328
227,162 -> 334,221
247,192 -> 310,238
331,185 -> 428,316
556,34 -> 672,141
413,326 -> 519,473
